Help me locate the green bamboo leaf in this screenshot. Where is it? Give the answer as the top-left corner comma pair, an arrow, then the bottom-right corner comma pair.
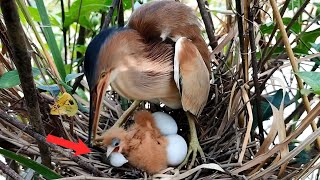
300,28 -> 320,45
0,68 -> 41,89
65,73 -> 84,83
296,72 -> 320,95
0,148 -> 62,179
35,0 -> 66,80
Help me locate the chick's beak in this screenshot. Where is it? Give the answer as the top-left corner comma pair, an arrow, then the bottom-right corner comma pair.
106,146 -> 116,157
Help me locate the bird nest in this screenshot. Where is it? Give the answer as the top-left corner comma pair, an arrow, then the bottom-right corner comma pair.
1,1 -> 320,179
1,59 -> 318,180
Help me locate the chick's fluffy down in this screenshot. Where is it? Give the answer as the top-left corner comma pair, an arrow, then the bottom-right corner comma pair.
126,111 -> 168,174
127,131 -> 168,174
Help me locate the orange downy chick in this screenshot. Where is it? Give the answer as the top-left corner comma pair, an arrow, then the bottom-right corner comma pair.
102,111 -> 168,174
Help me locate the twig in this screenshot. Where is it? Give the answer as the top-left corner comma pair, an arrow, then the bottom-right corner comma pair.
0,0 -> 52,168
196,0 -> 217,49
102,0 -> 121,30
269,0 -> 320,149
70,0 -> 83,74
235,0 -> 246,82
60,0 -> 68,63
118,0 -> 124,27
0,111 -> 107,177
248,5 -> 264,142
0,161 -> 23,180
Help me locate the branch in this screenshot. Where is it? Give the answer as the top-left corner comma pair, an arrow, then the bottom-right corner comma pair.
0,0 -> 52,168
0,161 -> 23,180
248,6 -> 264,142
196,0 -> 217,50
0,111 -> 107,177
102,0 -> 120,30
235,0 -> 246,82
118,0 -> 124,27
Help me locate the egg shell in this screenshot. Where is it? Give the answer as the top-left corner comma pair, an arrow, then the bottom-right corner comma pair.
152,112 -> 178,136
109,152 -> 128,167
166,134 -> 188,166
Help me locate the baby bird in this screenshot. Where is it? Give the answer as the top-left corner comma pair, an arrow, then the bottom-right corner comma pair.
102,111 -> 168,174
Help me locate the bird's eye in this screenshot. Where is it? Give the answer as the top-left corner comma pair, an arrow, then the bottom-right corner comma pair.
100,71 -> 106,79
111,138 -> 120,147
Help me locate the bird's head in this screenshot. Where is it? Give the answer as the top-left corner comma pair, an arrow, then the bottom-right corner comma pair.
101,127 -> 128,157
84,28 -> 119,145
84,27 -> 143,145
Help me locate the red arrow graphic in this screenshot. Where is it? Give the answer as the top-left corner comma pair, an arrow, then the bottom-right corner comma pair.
46,134 -> 91,156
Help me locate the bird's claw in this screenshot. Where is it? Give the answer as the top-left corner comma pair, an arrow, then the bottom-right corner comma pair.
177,137 -> 205,170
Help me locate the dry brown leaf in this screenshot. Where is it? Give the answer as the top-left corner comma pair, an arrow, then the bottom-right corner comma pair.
238,86 -> 253,164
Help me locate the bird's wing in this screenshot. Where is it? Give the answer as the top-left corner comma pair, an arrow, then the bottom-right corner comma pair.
128,1 -> 211,70
174,37 -> 210,117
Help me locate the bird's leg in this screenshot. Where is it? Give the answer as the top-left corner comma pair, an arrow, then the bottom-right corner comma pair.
95,100 -> 141,143
112,100 -> 141,128
178,112 -> 205,170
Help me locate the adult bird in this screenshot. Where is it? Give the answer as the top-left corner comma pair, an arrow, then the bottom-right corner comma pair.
84,0 -> 210,168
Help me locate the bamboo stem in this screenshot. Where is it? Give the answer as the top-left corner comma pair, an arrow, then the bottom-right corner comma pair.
269,0 -> 320,148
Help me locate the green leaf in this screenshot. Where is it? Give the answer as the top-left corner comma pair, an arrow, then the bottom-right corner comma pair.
64,0 -> 111,28
65,73 -> 84,82
283,18 -> 301,34
300,28 -> 320,45
123,0 -> 133,10
296,72 -> 320,94
37,84 -> 61,97
260,22 -> 274,34
0,148 -> 62,179
288,0 -> 301,10
0,68 -> 41,89
60,81 -> 73,92
35,0 -> 66,80
315,3 -> 320,16
76,88 -> 88,101
252,89 -> 290,131
289,143 -> 310,164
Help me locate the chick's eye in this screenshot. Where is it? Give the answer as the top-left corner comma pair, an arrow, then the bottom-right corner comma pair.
111,138 -> 120,147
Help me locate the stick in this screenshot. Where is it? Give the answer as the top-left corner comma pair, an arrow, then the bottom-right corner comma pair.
0,111 -> 107,177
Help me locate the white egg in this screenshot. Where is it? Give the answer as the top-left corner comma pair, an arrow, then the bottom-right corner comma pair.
152,112 -> 178,136
109,152 -> 128,167
166,134 -> 188,166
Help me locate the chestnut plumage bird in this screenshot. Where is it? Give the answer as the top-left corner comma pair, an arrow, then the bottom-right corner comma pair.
84,0 -> 210,168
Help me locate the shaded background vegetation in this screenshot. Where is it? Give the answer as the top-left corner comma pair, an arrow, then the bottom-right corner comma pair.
0,0 -> 320,179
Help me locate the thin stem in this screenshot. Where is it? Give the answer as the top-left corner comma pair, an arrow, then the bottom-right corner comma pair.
102,0 -> 120,31
0,161 -> 23,180
70,0 -> 83,74
196,0 -> 217,49
61,0 -> 68,63
248,6 -> 264,142
235,0 -> 246,82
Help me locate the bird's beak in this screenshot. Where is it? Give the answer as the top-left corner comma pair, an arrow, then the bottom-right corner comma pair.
106,145 -> 116,158
88,73 -> 110,145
